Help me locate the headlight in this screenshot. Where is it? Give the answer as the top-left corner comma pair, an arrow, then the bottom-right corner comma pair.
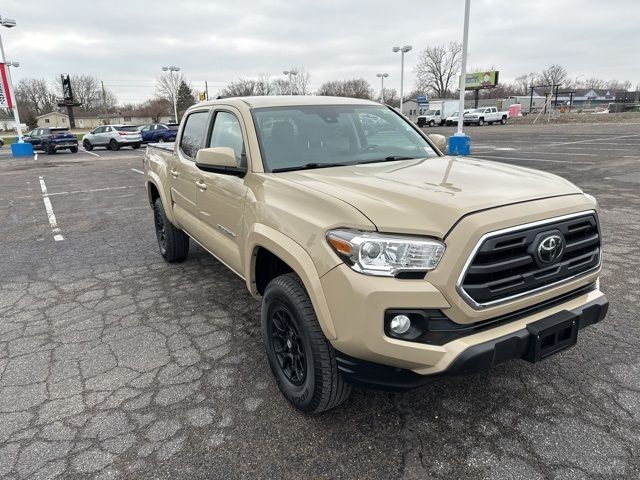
326,229 -> 445,277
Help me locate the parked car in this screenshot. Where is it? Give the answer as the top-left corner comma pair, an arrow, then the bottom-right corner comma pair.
417,100 -> 458,127
0,138 -> 4,148
139,123 -> 179,143
82,125 -> 142,151
23,127 -> 78,154
464,107 -> 509,126
445,110 -> 472,126
143,96 -> 606,414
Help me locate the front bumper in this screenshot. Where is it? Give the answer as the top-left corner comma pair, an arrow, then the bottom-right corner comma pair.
335,294 -> 608,391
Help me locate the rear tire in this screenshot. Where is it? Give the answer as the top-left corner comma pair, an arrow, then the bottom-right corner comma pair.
83,140 -> 93,151
70,146 -> 78,153
158,137 -> 165,143
500,116 -> 507,125
132,144 -> 141,149
262,273 -> 352,414
153,198 -> 189,262
45,143 -> 55,155
109,139 -> 120,151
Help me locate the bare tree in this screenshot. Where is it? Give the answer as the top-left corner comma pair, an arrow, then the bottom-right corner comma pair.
140,98 -> 171,122
540,64 -> 568,87
317,78 -> 373,99
514,72 -> 539,95
292,67 -> 311,95
219,79 -> 257,97
14,78 -> 58,115
54,74 -> 104,111
380,88 -> 400,107
156,72 -> 185,104
414,42 -> 462,98
255,74 -> 273,96
606,79 -> 632,91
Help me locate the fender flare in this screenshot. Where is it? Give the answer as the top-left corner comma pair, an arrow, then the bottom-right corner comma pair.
146,171 -> 178,225
245,224 -> 338,340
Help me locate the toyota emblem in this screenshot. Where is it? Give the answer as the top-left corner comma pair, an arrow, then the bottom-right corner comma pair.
537,234 -> 564,264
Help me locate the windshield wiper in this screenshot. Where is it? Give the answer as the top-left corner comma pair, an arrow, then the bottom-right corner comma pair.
271,162 -> 347,173
358,155 -> 419,164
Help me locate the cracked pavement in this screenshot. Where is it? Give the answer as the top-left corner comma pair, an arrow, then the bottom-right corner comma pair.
0,123 -> 639,479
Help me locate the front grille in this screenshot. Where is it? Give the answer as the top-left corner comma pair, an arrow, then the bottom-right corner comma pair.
459,212 -> 601,307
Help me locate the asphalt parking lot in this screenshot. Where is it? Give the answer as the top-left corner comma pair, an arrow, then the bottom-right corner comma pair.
1,122 -> 639,480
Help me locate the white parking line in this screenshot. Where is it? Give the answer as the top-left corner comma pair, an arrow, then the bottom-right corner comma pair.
131,168 -> 144,174
547,134 -> 640,147
476,155 -> 594,165
81,148 -> 100,157
38,176 -> 64,242
48,185 -> 138,196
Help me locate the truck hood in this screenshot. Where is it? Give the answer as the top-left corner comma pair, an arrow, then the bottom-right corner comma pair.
278,156 -> 582,237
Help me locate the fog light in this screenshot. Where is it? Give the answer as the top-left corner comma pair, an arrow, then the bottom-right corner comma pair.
390,314 -> 411,335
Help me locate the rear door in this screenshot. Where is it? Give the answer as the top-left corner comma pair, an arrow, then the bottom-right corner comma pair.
170,109 -> 211,235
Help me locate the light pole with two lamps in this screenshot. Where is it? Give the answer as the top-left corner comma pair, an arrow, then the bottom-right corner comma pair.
283,69 -> 298,95
376,73 -> 389,103
161,66 -> 180,122
392,45 -> 412,115
0,14 -> 31,156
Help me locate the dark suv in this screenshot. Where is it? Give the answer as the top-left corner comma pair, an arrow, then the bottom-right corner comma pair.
139,123 -> 179,143
25,127 -> 78,154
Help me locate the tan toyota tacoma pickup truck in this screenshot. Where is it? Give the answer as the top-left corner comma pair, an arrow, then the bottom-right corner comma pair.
143,96 -> 607,414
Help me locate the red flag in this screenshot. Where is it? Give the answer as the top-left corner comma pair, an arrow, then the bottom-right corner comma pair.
0,63 -> 14,109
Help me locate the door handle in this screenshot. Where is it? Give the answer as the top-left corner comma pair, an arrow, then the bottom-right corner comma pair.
196,180 -> 207,191
170,168 -> 178,177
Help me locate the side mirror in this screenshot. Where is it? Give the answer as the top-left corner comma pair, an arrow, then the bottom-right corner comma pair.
428,134 -> 447,152
196,147 -> 237,170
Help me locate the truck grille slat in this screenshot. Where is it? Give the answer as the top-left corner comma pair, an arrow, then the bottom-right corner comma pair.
459,212 -> 601,307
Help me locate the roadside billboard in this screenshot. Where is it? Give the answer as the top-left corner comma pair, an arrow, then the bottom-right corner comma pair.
0,64 -> 15,109
463,71 -> 499,90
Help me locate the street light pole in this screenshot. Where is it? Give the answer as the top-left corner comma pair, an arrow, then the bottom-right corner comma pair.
283,69 -> 298,95
162,66 -> 180,122
376,73 -> 389,103
0,15 -> 24,143
392,45 -> 412,114
456,0 -> 471,136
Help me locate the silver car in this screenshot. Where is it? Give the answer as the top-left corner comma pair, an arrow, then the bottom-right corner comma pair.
82,125 -> 142,151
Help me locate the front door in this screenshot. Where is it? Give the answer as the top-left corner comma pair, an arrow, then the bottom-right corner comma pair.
196,108 -> 249,274
170,109 -> 210,235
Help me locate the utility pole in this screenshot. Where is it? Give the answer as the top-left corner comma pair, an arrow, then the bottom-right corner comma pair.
449,0 -> 471,156
101,80 -> 107,124
205,81 -> 209,101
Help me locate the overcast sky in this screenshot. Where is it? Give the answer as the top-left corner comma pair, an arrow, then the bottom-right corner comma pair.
2,0 -> 638,103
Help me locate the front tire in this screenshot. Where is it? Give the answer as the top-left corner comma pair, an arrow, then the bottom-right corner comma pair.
45,143 -> 55,155
83,140 -> 93,151
478,118 -> 485,126
262,273 -> 351,414
158,137 -> 165,143
132,144 -> 141,149
153,198 -> 189,262
70,146 -> 78,153
429,120 -> 435,127
109,139 -> 120,151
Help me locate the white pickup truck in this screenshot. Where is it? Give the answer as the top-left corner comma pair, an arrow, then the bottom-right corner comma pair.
464,107 -> 509,126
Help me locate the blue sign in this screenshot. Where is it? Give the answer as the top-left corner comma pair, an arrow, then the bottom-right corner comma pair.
416,95 -> 427,103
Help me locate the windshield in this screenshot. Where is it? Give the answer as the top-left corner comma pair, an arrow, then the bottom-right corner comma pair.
253,105 -> 438,172
425,109 -> 437,115
114,126 -> 139,132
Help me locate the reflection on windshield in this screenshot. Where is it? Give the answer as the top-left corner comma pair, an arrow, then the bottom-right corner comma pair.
253,105 -> 438,172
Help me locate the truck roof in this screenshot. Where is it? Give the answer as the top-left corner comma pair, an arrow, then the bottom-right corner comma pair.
198,95 -> 381,109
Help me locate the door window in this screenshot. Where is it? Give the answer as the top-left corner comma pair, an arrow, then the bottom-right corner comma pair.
180,111 -> 209,159
208,111 -> 247,169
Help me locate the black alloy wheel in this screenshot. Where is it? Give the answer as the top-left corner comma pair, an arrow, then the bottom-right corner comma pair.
269,307 -> 307,386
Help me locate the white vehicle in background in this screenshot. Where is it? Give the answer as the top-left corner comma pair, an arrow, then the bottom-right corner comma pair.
445,109 -> 472,126
416,99 -> 458,127
464,107 -> 509,126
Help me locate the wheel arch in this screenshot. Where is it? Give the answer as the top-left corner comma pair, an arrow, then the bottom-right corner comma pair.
245,224 -> 338,340
146,173 -> 178,225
